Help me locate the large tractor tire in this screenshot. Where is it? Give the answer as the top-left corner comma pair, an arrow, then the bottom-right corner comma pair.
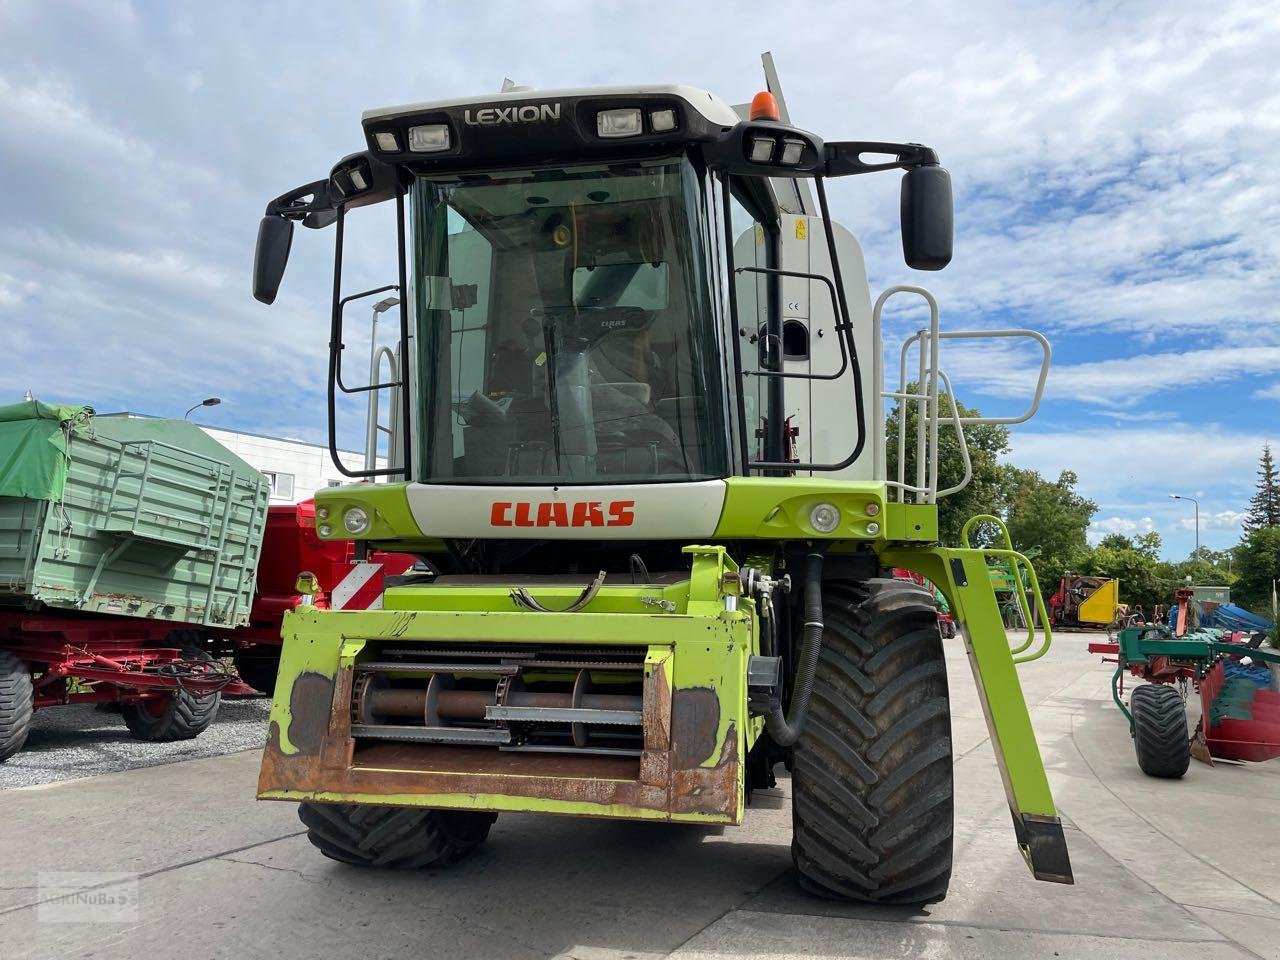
299,802 -> 497,868
791,578 -> 954,904
233,650 -> 281,696
0,650 -> 35,762
121,649 -> 221,742
1130,683 -> 1190,778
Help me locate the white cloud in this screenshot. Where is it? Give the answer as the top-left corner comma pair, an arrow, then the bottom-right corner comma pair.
1176,509 -> 1248,532
1090,516 -> 1155,540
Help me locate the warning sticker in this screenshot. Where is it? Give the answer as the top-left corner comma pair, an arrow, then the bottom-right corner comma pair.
795,220 -> 807,240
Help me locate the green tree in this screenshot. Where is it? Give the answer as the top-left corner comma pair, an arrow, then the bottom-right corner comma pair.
1232,527 -> 1280,615
885,388 -> 1011,546
1081,531 -> 1164,611
1002,468 -> 1098,589
1244,443 -> 1280,531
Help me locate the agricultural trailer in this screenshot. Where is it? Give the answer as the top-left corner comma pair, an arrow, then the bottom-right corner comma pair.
1089,625 -> 1280,777
248,63 -> 1069,903
0,400 -> 411,759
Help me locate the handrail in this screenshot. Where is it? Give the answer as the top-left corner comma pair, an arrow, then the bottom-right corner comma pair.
961,514 -> 1053,664
873,285 -> 1053,506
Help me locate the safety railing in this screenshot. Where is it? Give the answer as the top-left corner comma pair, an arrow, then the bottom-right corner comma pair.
871,285 -> 1051,505
961,514 -> 1053,664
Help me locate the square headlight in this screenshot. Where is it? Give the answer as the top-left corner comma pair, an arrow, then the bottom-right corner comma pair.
597,108 -> 642,138
408,124 -> 451,153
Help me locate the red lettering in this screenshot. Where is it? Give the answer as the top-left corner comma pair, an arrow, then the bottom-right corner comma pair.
490,502 -> 513,526
514,502 -> 535,527
607,500 -> 635,527
571,501 -> 605,527
536,501 -> 569,527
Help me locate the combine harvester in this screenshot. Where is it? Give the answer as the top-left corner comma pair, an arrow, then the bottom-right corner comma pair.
0,399 -> 411,759
248,59 -> 1067,902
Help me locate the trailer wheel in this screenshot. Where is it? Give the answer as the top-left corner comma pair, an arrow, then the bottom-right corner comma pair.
0,650 -> 34,762
121,649 -> 221,742
298,802 -> 497,868
791,578 -> 954,905
233,651 -> 281,696
1130,683 -> 1190,778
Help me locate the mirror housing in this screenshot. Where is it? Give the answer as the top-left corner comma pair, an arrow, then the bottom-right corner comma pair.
253,215 -> 294,305
900,165 -> 953,271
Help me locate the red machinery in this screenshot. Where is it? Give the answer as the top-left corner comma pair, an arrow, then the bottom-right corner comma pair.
224,500 -> 415,692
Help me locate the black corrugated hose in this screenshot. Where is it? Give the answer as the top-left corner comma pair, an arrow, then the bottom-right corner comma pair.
765,549 -> 825,747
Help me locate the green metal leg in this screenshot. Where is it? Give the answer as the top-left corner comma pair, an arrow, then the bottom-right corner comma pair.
882,545 -> 1074,884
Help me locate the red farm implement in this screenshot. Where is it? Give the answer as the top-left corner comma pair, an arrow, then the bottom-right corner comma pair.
1089,624 -> 1280,776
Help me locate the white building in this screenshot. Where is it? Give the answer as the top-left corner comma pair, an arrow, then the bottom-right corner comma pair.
195,425 -> 374,504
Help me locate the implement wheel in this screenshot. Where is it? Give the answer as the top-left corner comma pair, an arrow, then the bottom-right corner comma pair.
121,649 -> 221,742
1130,683 -> 1190,778
299,803 -> 497,868
791,578 -> 954,904
0,650 -> 34,762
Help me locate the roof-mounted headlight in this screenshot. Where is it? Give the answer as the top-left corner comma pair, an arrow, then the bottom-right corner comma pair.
408,123 -> 451,153
597,108 -> 642,138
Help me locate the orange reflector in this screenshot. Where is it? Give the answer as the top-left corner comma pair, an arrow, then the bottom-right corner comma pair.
749,91 -> 780,122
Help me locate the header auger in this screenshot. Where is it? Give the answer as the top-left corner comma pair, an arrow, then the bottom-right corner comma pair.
250,57 -> 1069,902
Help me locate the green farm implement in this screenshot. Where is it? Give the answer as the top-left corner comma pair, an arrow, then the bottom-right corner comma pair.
248,59 -> 1069,902
1091,626 -> 1280,776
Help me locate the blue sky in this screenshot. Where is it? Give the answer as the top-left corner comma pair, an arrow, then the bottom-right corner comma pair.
1,1 -> 1275,560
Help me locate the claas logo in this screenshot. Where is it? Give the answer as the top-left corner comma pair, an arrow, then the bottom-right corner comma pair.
490,500 -> 635,528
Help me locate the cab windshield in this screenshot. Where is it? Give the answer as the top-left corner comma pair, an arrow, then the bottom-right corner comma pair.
410,157 -> 728,484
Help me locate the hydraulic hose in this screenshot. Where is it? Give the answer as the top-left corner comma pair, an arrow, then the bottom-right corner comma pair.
765,550 -> 826,747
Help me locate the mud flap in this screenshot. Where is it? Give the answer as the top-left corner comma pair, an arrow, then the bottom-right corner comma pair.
881,545 -> 1074,885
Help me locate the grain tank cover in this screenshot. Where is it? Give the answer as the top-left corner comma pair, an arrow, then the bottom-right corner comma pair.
0,400 -> 270,627
0,398 -> 94,501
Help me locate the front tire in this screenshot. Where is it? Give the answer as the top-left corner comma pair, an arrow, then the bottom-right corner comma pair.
299,803 -> 497,868
121,649 -> 221,741
0,651 -> 34,761
791,578 -> 954,904
1131,683 -> 1190,778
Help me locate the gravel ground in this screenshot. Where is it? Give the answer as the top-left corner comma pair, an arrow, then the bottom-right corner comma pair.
0,696 -> 272,790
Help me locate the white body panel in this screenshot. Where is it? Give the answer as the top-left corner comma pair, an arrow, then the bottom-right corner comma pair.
364,84 -> 741,128
404,480 -> 728,539
732,217 -> 876,480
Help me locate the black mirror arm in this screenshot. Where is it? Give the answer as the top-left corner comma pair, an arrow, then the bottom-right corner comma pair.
825,141 -> 941,177
264,178 -> 337,228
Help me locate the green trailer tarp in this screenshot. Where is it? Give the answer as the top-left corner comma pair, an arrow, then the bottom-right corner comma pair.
0,399 -> 94,501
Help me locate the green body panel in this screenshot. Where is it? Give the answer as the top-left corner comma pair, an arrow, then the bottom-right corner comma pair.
262,545 -> 755,823
879,544 -> 1059,825
0,409 -> 269,627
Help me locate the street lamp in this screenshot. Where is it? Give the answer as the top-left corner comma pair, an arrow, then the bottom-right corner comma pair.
366,297 -> 401,470
184,397 -> 221,420
1169,493 -> 1200,561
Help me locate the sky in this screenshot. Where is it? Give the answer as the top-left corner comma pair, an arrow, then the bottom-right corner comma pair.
1,0 -> 1276,560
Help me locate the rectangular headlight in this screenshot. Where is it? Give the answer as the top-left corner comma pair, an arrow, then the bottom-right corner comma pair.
649,108 -> 677,132
373,131 -> 400,152
408,124 -> 451,152
597,108 -> 642,138
780,139 -> 805,165
748,136 -> 775,163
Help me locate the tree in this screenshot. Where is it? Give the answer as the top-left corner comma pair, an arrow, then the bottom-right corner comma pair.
885,387 -> 1010,546
1232,527 -> 1280,615
1244,444 -> 1280,531
1002,468 -> 1098,589
1081,531 -> 1164,612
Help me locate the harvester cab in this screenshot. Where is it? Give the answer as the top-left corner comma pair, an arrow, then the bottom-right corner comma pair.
251,60 -> 1069,902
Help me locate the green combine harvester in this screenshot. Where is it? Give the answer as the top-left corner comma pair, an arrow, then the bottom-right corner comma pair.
248,61 -> 1067,903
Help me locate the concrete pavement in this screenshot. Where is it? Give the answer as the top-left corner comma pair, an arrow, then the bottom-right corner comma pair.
2,633 -> 1277,959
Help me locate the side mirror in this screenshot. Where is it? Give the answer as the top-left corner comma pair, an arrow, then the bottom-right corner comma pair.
900,166 -> 953,270
253,216 -> 294,304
